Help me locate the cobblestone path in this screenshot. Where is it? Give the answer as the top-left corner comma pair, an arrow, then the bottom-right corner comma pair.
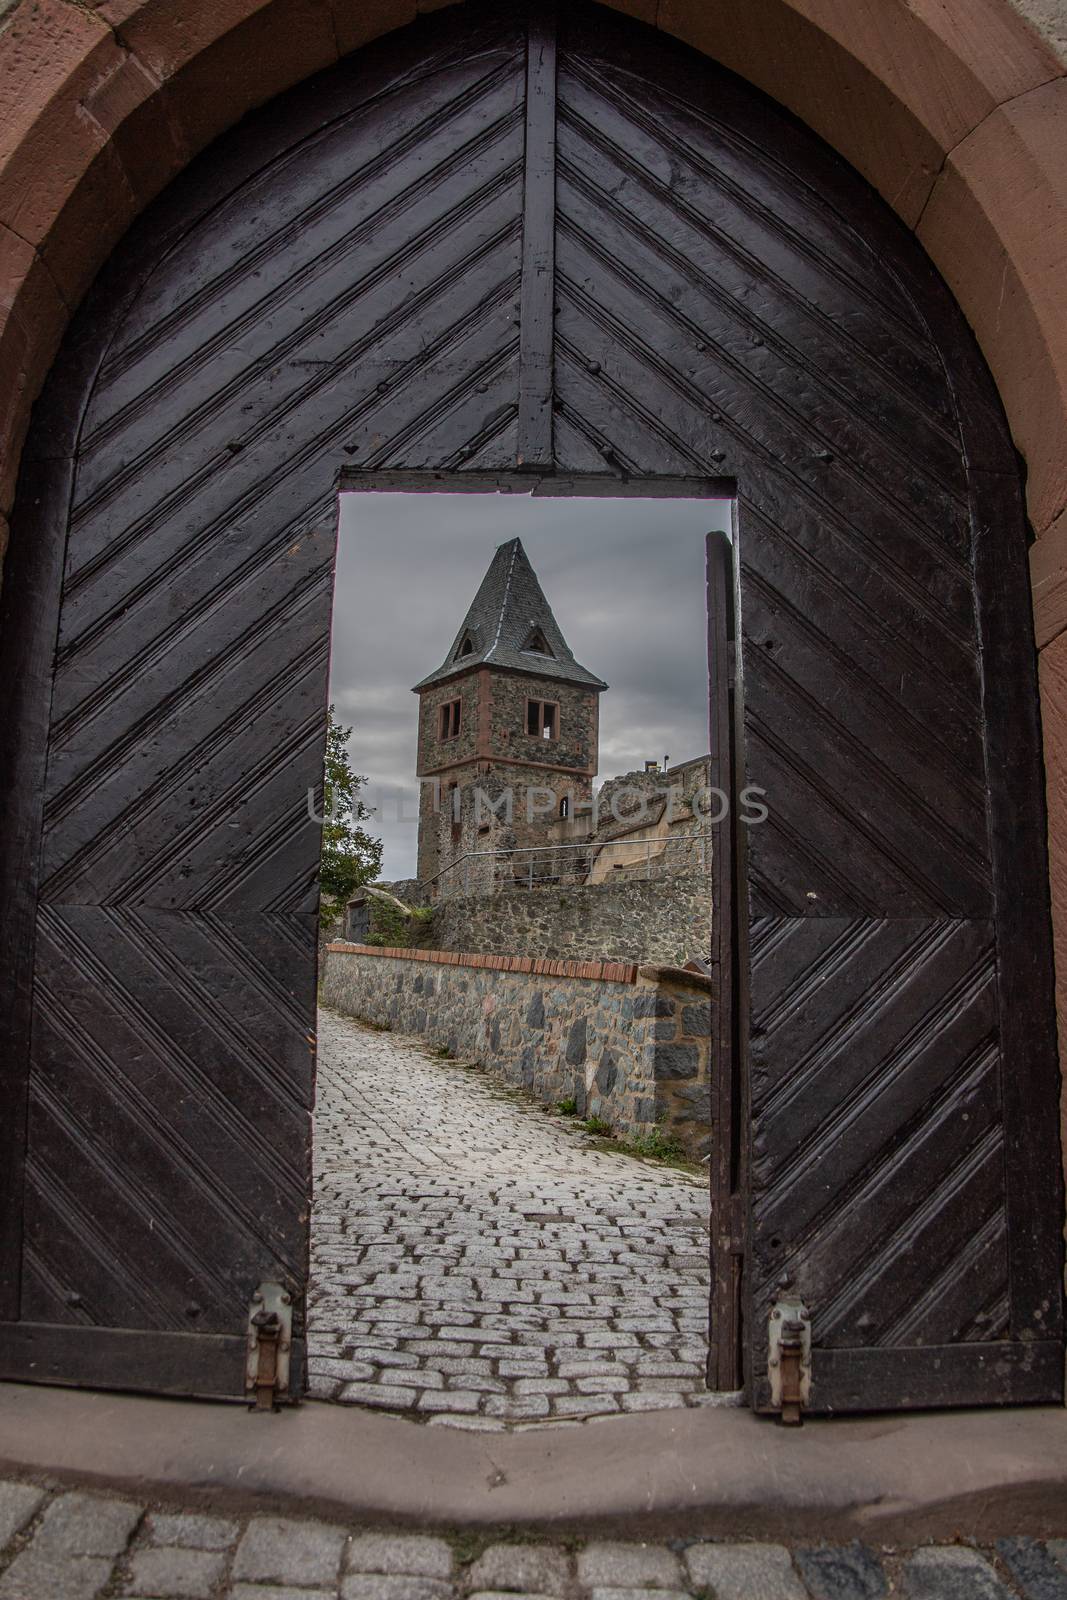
308,1008 -> 714,1426
1,1476 -> 1065,1599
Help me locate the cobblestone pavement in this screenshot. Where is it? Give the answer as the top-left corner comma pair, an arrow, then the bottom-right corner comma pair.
1,1476 -> 1066,1599
309,1008 -> 715,1426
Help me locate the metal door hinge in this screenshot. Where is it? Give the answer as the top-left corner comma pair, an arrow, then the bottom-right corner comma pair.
246,1282 -> 293,1411
768,1298 -> 811,1425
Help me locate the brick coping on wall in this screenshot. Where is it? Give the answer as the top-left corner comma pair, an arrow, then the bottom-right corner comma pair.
326,941 -> 639,983
325,942 -> 714,993
321,934 -> 713,985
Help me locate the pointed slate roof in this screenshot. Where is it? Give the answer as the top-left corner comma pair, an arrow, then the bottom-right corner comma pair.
413,538 -> 608,693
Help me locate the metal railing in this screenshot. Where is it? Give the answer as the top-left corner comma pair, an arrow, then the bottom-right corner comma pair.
426,832 -> 712,896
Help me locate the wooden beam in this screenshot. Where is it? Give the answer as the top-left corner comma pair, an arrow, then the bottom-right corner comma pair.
516,9 -> 557,469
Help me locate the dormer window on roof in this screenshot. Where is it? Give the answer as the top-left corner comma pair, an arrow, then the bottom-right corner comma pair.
521,627 -> 554,657
455,633 -> 475,659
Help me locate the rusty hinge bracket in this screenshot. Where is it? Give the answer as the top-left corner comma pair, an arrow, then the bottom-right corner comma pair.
768,1298 -> 811,1426
246,1281 -> 292,1411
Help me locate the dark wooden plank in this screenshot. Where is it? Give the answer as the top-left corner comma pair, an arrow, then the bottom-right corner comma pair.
752,1341 -> 1064,1414
706,530 -> 742,1390
0,1322 -> 307,1401
516,8 -> 557,469
0,456 -> 74,1321
970,464 -> 1065,1345
338,469 -> 734,496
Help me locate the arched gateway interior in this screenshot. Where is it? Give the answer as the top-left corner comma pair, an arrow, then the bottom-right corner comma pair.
0,1 -> 1061,1418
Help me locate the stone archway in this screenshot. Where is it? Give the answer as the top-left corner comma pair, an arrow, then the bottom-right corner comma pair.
0,1 -> 1060,1412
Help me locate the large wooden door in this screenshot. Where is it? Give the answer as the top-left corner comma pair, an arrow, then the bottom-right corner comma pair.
0,1 -> 1060,1408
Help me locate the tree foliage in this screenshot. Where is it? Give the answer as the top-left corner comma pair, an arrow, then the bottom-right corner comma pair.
319,705 -> 382,929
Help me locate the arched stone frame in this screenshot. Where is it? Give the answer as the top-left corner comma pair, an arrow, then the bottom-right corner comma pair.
0,5 -> 1063,1184
0,0 -> 1062,1414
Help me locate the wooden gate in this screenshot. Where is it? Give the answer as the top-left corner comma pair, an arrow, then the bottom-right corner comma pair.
0,2 -> 1061,1409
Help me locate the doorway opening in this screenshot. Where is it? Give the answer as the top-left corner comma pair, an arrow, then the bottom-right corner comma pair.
310,476 -> 738,1424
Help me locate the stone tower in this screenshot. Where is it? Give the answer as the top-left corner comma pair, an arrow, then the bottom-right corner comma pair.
413,539 -> 607,895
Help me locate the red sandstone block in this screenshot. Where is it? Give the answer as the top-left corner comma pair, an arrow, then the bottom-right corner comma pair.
0,1 -> 190,305
93,0 -> 332,86
114,0 -> 339,155
0,0 -> 112,175
0,229 -> 67,513
917,77 -> 1067,535
1032,507 -> 1067,649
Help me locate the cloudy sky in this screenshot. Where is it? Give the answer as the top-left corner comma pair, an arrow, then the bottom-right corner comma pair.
329,491 -> 732,879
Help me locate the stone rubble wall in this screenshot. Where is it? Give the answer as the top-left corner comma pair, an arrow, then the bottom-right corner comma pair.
423,874 -> 710,967
322,943 -> 713,1159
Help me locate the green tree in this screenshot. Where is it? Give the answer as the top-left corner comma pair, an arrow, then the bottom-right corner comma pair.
318,705 -> 382,930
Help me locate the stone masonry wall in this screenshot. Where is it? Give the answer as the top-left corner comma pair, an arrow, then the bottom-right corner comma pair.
322,943 -> 713,1159
425,874 -> 710,967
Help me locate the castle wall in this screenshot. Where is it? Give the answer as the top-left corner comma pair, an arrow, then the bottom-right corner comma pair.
424,874 -> 711,967
322,942 -> 713,1159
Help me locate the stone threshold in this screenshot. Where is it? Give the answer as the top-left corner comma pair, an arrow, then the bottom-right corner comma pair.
1,1383 -> 1066,1544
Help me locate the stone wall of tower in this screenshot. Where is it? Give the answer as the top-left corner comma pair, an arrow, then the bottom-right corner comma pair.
485,670 -> 598,778
416,758 -> 481,890
415,672 -> 481,777
416,666 -> 601,894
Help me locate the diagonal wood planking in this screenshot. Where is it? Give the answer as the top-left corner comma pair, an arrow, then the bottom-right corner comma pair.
553,10 -> 1060,1409
20,18 -> 527,1344
2,2 -> 1058,1408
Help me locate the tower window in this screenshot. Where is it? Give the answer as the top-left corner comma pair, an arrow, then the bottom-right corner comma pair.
526,698 -> 558,740
455,633 -> 475,659
439,698 -> 461,740
559,795 -> 570,818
